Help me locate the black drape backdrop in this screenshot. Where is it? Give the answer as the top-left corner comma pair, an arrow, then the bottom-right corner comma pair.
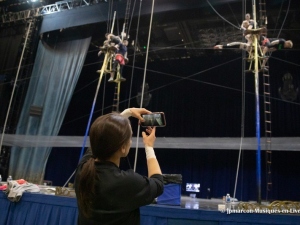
45,45 -> 300,201
45,147 -> 300,201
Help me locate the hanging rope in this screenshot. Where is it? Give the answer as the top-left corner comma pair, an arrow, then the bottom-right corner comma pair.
127,0 -> 137,39
107,0 -> 114,33
0,21 -> 34,154
227,2 -> 240,28
77,12 -> 118,162
233,0 -> 246,201
275,0 -> 291,38
133,0 -> 155,172
127,0 -> 142,108
77,60 -> 107,162
101,77 -> 107,116
271,0 -> 284,38
206,0 -> 240,30
111,11 -> 116,34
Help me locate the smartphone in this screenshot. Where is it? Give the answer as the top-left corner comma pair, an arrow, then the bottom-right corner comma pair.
140,112 -> 166,127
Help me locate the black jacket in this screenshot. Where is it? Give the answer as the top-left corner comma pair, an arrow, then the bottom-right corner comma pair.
74,150 -> 164,225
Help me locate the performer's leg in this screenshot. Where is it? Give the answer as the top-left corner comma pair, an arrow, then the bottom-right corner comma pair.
262,46 -> 269,57
213,45 -> 223,49
269,39 -> 280,46
239,43 -> 251,51
214,43 -> 250,52
214,44 -> 242,49
261,49 -> 269,70
261,57 -> 269,70
245,34 -> 252,44
109,60 -> 119,82
119,65 -> 126,81
227,42 -> 244,46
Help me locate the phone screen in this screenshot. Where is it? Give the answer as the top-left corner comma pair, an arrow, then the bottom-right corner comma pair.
141,112 -> 166,127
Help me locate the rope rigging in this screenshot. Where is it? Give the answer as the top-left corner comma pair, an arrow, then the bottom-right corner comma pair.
107,0 -> 135,113
74,0 -> 143,174
0,0 -> 298,198
206,0 -> 241,30
209,0 -> 293,203
127,0 -> 142,108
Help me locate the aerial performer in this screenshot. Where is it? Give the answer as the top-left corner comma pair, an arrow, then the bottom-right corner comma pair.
241,13 -> 255,44
109,37 -> 129,82
213,14 -> 256,51
97,33 -> 129,82
241,13 -> 255,31
261,38 -> 293,54
97,33 -> 116,57
213,42 -> 251,51
260,37 -> 293,70
214,34 -> 293,71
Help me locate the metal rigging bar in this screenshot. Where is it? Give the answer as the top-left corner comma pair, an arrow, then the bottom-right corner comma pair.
2,8 -> 41,23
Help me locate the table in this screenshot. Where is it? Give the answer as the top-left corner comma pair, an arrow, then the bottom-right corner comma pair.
1,192 -> 300,225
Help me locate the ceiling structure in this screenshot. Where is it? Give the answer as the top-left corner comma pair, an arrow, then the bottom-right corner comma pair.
1,0 -> 299,59
88,0 -> 300,62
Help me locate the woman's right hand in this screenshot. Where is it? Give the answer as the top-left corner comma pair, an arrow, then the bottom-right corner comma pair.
142,126 -> 156,147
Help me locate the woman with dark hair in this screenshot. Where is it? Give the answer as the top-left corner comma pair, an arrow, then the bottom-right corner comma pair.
75,108 -> 164,225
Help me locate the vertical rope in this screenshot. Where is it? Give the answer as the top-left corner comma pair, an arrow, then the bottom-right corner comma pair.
107,0 -> 114,33
133,0 -> 155,172
233,0 -> 246,200
127,0 -> 143,108
101,77 -> 107,116
111,11 -> 116,34
127,0 -> 137,38
0,21 -> 32,154
78,54 -> 109,161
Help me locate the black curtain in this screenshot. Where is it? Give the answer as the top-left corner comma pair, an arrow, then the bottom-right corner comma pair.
45,38 -> 300,201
